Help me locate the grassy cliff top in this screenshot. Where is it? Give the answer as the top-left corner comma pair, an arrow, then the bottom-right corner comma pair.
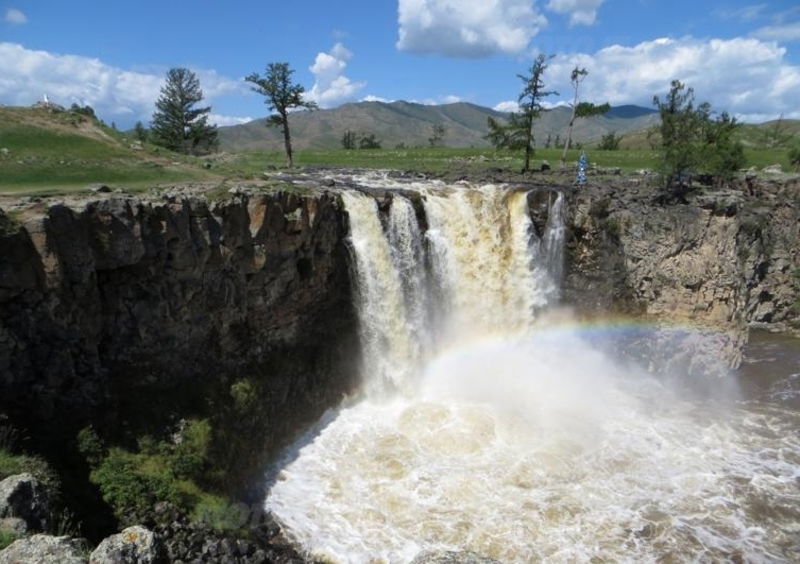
0,106 -> 217,195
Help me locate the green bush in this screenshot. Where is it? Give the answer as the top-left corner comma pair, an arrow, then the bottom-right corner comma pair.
0,449 -> 61,497
789,145 -> 800,171
76,426 -> 104,466
171,419 -> 211,480
230,379 -> 258,414
90,448 -> 182,518
598,132 -> 621,151
48,507 -> 82,537
0,210 -> 23,237
88,418 -> 216,522
191,494 -> 250,534
0,529 -> 20,550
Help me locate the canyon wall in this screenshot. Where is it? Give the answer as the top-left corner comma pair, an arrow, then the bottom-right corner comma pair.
0,189 -> 359,505
563,177 -> 799,366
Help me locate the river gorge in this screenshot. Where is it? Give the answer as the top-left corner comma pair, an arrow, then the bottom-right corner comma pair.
0,172 -> 798,562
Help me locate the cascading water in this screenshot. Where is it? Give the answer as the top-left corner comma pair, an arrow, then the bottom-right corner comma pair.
387,195 -> 429,364
539,192 -> 565,299
266,178 -> 800,563
420,185 -> 553,341
339,190 -> 414,393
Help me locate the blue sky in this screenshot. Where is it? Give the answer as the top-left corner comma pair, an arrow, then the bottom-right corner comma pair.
1,1 -> 798,128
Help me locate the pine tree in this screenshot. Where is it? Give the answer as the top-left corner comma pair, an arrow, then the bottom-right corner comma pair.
428,124 -> 446,147
246,63 -> 317,167
486,54 -> 557,172
151,68 -> 218,155
653,80 -> 745,199
342,130 -> 357,150
133,121 -> 148,143
358,133 -> 381,149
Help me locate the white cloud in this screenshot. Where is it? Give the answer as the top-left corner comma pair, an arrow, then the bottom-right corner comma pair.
409,95 -> 466,105
548,37 -> 800,121
753,21 -> 800,42
306,42 -> 365,108
396,0 -> 547,58
0,42 -> 244,125
208,114 -> 253,127
546,0 -> 604,26
715,3 -> 766,22
493,100 -> 520,113
4,8 -> 26,25
361,94 -> 393,103
541,100 -> 570,109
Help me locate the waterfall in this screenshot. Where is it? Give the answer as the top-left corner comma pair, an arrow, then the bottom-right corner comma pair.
342,184 -> 564,390
542,192 -> 565,295
340,190 -> 415,393
422,186 -> 548,340
267,179 -> 800,564
529,191 -> 565,306
387,195 -> 429,363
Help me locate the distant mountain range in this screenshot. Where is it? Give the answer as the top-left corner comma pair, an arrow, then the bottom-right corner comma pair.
218,101 -> 660,151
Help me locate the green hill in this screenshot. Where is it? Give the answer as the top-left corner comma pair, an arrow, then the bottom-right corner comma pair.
0,105 -> 214,193
617,117 -> 800,151
218,101 -> 661,151
736,119 -> 800,148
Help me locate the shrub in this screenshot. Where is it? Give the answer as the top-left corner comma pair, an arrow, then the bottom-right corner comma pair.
359,133 -> 382,149
191,494 -> 250,534
170,419 -> 211,480
789,145 -> 800,171
598,132 -> 621,150
76,426 -> 104,467
69,103 -> 96,119
0,210 -> 23,237
0,449 -> 61,497
48,507 -> 82,537
0,529 -> 20,550
90,448 -> 181,520
230,380 -> 258,415
88,418 -> 214,522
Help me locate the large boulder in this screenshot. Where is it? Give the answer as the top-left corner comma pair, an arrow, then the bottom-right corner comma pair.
89,526 -> 160,563
0,534 -> 88,564
0,474 -> 49,532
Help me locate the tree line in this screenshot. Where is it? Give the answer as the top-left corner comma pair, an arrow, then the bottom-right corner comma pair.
485,54 -> 754,196
138,59 -> 794,187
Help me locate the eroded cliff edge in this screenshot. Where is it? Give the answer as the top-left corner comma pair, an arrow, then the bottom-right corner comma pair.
563,176 -> 800,367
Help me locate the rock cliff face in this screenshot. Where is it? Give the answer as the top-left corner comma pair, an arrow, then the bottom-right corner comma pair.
0,189 -> 358,503
563,177 -> 799,366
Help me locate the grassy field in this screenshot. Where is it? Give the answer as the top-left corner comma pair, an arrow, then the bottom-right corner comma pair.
218,146 -> 662,175
1,105 -> 796,197
218,145 -> 795,177
0,106 -> 216,194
